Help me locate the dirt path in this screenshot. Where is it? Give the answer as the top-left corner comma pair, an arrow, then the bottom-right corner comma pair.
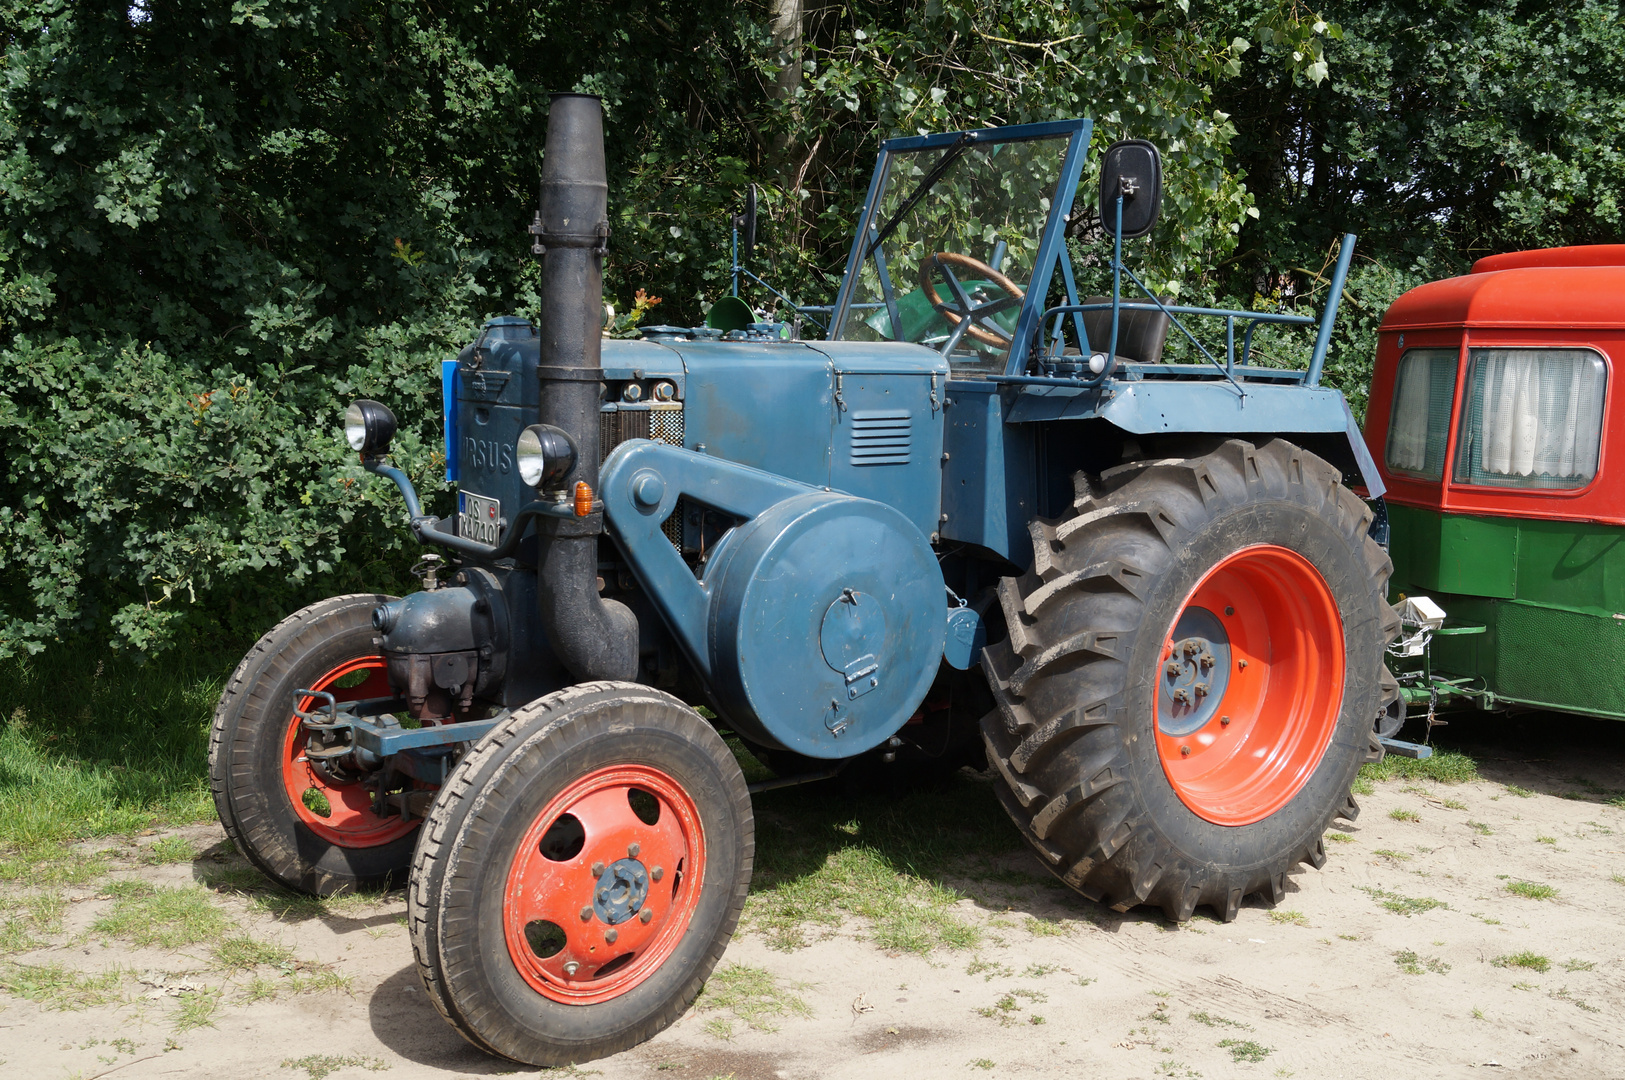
4,716 -> 1624,1080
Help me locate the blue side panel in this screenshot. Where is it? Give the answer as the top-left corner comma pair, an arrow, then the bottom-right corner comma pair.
940,382 -> 1037,565
812,341 -> 950,540
441,359 -> 459,482
670,341 -> 835,489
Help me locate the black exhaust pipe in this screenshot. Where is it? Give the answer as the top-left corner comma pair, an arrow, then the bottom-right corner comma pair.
530,93 -> 639,682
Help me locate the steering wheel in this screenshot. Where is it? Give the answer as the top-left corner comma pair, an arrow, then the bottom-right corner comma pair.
919,251 -> 1026,349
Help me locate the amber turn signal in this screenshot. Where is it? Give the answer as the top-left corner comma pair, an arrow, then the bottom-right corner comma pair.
574,481 -> 593,517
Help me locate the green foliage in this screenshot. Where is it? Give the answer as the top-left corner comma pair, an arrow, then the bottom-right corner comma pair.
3,0 -> 1621,661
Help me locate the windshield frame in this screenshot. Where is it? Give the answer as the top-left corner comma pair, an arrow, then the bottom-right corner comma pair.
828,118 -> 1092,378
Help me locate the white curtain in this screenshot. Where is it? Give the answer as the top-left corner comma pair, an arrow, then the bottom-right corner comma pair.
1475,349 -> 1605,480
1387,353 -> 1435,471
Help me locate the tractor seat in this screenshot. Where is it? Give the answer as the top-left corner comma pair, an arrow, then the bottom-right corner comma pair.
1080,295 -> 1171,365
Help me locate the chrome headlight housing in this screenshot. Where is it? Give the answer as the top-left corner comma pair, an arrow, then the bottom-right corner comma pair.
344,399 -> 397,455
516,424 -> 578,489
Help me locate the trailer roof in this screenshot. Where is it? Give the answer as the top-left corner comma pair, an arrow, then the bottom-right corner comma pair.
1382,246 -> 1625,331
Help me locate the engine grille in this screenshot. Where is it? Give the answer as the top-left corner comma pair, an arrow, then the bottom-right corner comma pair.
600,403 -> 685,550
849,409 -> 913,466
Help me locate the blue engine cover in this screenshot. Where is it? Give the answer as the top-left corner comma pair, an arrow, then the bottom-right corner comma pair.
600,440 -> 946,759
706,492 -> 945,758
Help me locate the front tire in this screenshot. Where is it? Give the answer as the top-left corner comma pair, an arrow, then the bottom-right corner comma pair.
980,439 -> 1399,922
210,593 -> 418,896
409,682 -> 753,1066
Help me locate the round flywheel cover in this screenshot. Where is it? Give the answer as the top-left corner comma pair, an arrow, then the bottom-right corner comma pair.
707,492 -> 945,759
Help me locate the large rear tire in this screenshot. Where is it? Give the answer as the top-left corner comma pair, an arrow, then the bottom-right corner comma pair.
210,593 -> 419,896
409,682 -> 753,1066
980,438 -> 1399,922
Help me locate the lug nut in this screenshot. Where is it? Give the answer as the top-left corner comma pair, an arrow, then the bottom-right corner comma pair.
591,861 -> 605,876
1180,745 -> 1191,756
563,961 -> 579,976
1238,659 -> 1248,670
627,843 -> 640,859
1199,653 -> 1215,669
605,928 -> 618,944
1165,662 -> 1181,679
597,889 -> 608,903
579,906 -> 592,922
1220,715 -> 1231,726
1193,682 -> 1209,698
640,908 -> 653,924
650,866 -> 664,881
1172,689 -> 1190,705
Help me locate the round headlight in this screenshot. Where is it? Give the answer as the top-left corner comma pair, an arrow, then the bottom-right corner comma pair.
344,399 -> 397,455
516,424 -> 578,489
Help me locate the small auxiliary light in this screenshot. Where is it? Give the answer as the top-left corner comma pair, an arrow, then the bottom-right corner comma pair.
344,400 -> 397,456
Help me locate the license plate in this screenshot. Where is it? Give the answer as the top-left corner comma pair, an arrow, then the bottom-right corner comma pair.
458,490 -> 502,546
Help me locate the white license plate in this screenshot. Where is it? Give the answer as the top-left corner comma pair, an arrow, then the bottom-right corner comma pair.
458,490 -> 502,546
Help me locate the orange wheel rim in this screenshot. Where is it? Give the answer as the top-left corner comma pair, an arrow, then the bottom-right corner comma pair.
1155,544 -> 1345,826
503,765 -> 706,1005
280,656 -> 418,847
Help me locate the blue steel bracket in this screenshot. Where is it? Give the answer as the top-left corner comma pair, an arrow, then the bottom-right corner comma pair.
599,440 -> 826,679
349,713 -> 504,756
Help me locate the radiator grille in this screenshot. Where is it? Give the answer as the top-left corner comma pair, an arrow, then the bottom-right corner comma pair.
849,409 -> 913,466
600,403 -> 685,551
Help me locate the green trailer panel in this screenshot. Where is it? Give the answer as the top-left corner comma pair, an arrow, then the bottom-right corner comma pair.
1387,503 -> 1625,719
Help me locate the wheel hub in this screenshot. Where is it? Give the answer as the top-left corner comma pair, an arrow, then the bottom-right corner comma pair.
592,857 -> 650,926
1156,606 -> 1231,737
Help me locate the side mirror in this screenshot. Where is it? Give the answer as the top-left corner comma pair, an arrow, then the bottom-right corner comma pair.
732,184 -> 757,264
1098,140 -> 1162,240
344,399 -> 397,456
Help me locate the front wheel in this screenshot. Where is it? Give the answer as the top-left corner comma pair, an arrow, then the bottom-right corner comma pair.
409,682 -> 753,1066
981,439 -> 1399,922
210,593 -> 419,896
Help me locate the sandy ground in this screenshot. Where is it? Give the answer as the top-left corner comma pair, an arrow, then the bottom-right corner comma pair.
4,716 -> 1625,1080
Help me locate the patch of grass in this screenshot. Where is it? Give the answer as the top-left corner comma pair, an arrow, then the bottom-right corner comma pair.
173,986 -> 222,1032
1022,963 -> 1057,978
1563,958 -> 1595,972
280,1055 -> 389,1080
0,962 -> 127,1009
213,936 -> 295,972
1219,1039 -> 1273,1063
1393,949 -> 1450,975
0,650 -> 226,847
1190,1010 -> 1250,1029
1337,933 -> 1358,941
1536,835 -> 1556,846
1466,821 -> 1492,835
1373,848 -> 1412,861
965,957 -> 1012,980
695,964 -> 810,1036
1492,952 -> 1550,973
1351,775 -> 1374,796
1613,874 -> 1625,886
1440,797 -> 1468,810
1505,880 -> 1557,901
970,1060 -> 995,1071
0,841 -> 111,887
1505,785 -> 1534,798
1358,886 -> 1447,916
93,882 -> 230,948
1388,808 -> 1420,823
242,976 -> 279,1003
144,835 -> 198,865
283,968 -> 353,994
1472,1007 -> 1485,1020
1361,751 -> 1478,785
1266,910 -> 1307,926
1023,915 -> 1072,937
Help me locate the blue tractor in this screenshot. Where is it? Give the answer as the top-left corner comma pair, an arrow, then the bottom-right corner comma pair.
211,96 -> 1395,1064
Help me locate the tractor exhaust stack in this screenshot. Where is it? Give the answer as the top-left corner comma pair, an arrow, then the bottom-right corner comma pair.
530,93 -> 638,682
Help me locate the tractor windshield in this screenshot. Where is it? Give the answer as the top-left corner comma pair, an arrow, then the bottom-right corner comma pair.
831,123 -> 1084,377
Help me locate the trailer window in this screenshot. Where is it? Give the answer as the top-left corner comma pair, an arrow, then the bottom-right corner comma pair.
1454,347 -> 1606,490
1386,348 -> 1458,481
